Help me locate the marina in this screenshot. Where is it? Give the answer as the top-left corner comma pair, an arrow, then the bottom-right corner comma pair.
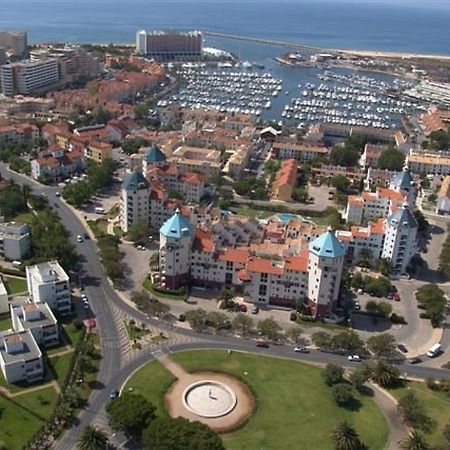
161,61 -> 427,129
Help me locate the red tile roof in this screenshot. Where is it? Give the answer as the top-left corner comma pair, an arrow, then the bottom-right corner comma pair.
218,248 -> 250,264
247,257 -> 284,276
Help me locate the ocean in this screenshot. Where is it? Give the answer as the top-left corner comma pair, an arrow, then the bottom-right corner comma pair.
1,0 -> 450,57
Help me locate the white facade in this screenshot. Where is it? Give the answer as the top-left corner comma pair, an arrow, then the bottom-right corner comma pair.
120,172 -> 150,233
308,230 -> 345,315
26,261 -> 71,316
381,204 -> 418,274
0,279 -> 8,314
0,58 -> 59,96
0,330 -> 43,384
136,30 -> 147,55
0,220 -> 31,261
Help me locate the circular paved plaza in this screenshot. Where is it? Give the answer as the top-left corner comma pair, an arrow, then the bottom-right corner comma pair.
165,371 -> 254,433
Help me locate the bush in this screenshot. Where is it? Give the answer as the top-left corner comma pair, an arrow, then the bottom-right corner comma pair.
390,313 -> 407,324
331,383 -> 355,406
322,364 -> 344,386
398,391 -> 435,432
72,318 -> 84,330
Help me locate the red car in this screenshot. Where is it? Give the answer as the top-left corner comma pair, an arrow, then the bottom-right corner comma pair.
393,293 -> 401,302
239,304 -> 248,312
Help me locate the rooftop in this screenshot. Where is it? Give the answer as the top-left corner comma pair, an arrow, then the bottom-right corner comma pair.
160,210 -> 193,239
122,171 -> 150,191
309,229 -> 345,258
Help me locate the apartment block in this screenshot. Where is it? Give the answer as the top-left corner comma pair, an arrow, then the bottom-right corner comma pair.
0,30 -> 27,55
0,220 -> 31,261
26,261 -> 71,316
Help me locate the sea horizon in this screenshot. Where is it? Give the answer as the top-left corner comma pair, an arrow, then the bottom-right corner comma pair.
1,0 -> 450,56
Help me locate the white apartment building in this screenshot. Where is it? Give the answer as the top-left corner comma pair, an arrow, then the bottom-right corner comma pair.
407,151 -> 450,176
10,299 -> 59,347
120,172 -> 150,233
0,279 -> 8,314
0,330 -> 43,384
382,203 -> 418,274
272,140 -> 330,162
26,261 -> 71,316
0,58 -> 59,96
0,220 -> 31,261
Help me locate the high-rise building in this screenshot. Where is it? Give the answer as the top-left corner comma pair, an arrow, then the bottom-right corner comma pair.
120,172 -> 150,233
0,47 -> 6,66
0,58 -> 59,96
0,30 -> 27,55
307,228 -> 345,316
135,30 -> 202,60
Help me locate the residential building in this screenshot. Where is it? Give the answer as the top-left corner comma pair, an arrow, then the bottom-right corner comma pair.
0,278 -> 8,314
31,146 -> 86,181
271,159 -> 298,201
26,261 -> 71,316
0,47 -> 6,66
381,203 -> 418,274
0,219 -> 31,261
85,141 -> 112,163
359,144 -> 388,169
120,172 -> 150,233
159,210 -> 194,290
0,330 -> 43,384
420,106 -> 450,135
307,229 -> 345,316
407,151 -> 450,176
0,123 -> 39,146
0,58 -> 59,96
223,145 -> 251,179
142,144 -> 167,173
272,139 -> 329,162
170,145 -> 222,178
0,30 -> 27,55
136,30 -> 202,60
10,298 -> 59,347
436,176 -> 450,214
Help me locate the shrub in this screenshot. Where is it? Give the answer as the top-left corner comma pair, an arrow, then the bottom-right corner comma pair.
390,313 -> 407,324
322,364 -> 344,386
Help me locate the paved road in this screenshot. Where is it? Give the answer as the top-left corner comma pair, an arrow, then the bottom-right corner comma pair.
1,164 -> 449,449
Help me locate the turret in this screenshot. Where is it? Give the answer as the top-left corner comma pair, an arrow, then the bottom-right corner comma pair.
142,144 -> 167,174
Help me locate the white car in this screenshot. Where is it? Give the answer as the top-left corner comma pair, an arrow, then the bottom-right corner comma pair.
81,293 -> 87,300
348,355 -> 361,362
77,234 -> 83,243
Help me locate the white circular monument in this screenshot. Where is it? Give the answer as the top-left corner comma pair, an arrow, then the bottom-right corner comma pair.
183,380 -> 237,418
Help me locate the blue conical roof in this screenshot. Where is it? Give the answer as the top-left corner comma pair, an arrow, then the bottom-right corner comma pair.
391,166 -> 414,190
143,144 -> 166,163
387,203 -> 418,229
160,210 -> 193,238
122,172 -> 149,191
309,229 -> 345,258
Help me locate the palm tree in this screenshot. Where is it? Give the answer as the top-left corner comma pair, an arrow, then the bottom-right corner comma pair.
400,430 -> 429,450
371,360 -> 400,388
77,425 -> 108,450
331,421 -> 363,450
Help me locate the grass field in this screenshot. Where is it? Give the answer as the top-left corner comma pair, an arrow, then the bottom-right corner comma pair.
4,276 -> 28,295
0,386 -> 57,449
389,381 -> 450,448
0,314 -> 12,332
125,350 -> 388,450
49,352 -> 74,386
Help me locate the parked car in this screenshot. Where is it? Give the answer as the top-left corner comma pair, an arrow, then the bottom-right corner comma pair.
353,301 -> 361,311
393,293 -> 401,302
348,355 -> 361,362
290,312 -> 297,321
77,234 -> 84,243
239,304 -> 248,313
251,305 -> 259,315
294,347 -> 310,353
178,314 -> 186,322
55,191 -> 61,197
109,389 -> 119,400
397,344 -> 408,353
408,357 -> 422,365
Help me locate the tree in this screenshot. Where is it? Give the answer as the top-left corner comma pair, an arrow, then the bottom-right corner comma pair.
0,182 -> 28,220
322,364 -> 344,386
377,301 -> 393,318
332,383 -> 355,406
106,393 -> 156,438
331,175 -> 351,193
378,148 -> 406,171
349,365 -> 371,391
365,300 -> 379,315
367,333 -> 396,356
205,311 -> 230,331
286,326 -> 303,344
142,417 -> 225,450
330,421 -> 364,450
77,425 -> 108,450
128,218 -> 150,244
232,313 -> 254,335
312,331 -> 332,350
416,284 -> 446,328
257,318 -> 282,341
371,360 -> 400,388
330,146 -> 360,167
378,258 -> 391,276
331,331 -> 364,354
358,248 -> 373,267
185,309 -> 207,331
398,391 -> 435,432
400,430 -> 429,450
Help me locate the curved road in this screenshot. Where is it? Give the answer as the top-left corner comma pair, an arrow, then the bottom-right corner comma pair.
0,164 -> 448,449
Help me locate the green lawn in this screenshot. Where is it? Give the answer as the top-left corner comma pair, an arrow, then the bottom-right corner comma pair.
0,314 -> 12,332
4,276 -> 28,295
229,205 -> 273,219
49,352 -> 74,386
60,319 -> 82,347
0,386 -> 57,449
125,350 -> 389,450
389,381 -> 450,448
